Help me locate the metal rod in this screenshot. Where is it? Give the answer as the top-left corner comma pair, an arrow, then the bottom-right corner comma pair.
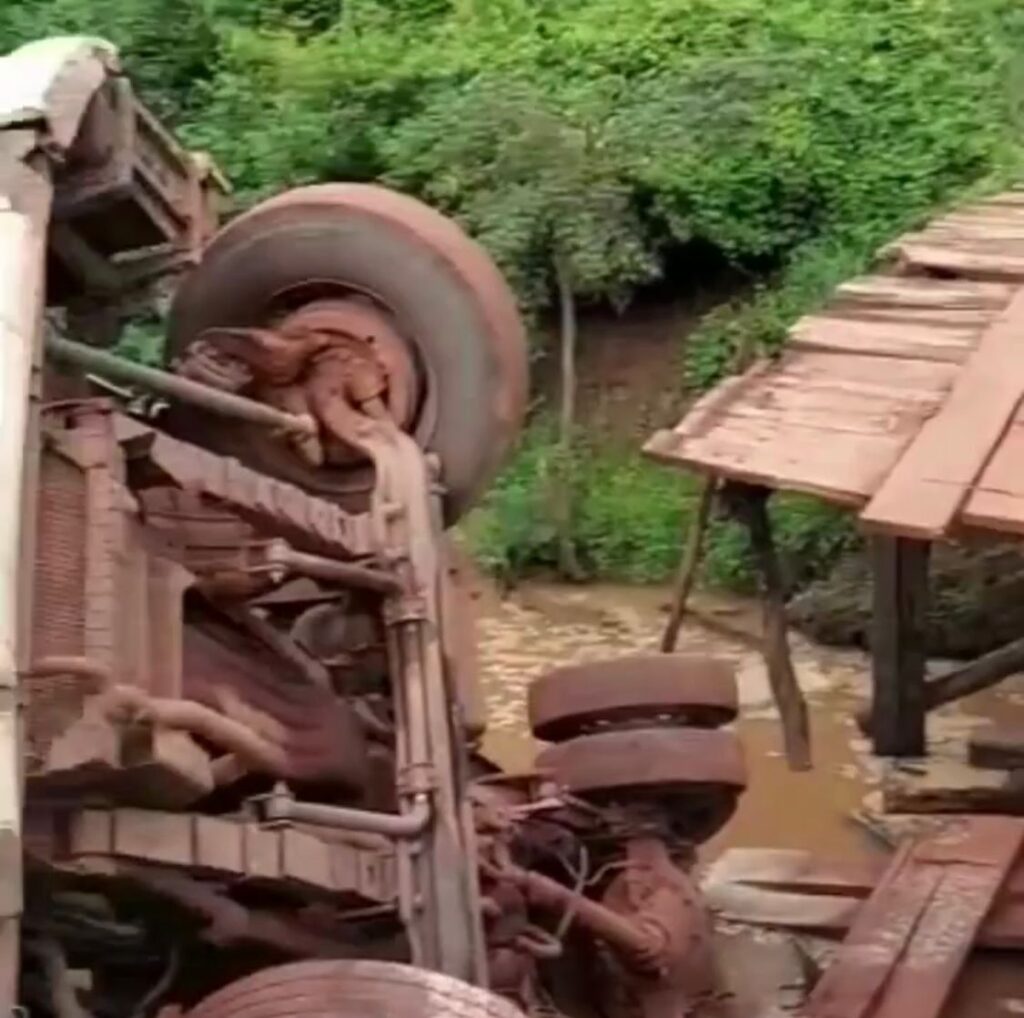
45,335 -> 317,436
262,788 -> 433,839
266,540 -> 402,595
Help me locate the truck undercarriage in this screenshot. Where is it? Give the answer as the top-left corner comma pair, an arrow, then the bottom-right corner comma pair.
1,37 -> 748,1018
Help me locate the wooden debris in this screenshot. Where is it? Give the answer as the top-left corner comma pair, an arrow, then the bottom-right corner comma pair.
883,758 -> 1024,815
790,817 -> 1023,1018
705,836 -> 1024,951
969,727 -> 1024,771
802,840 -> 939,1018
868,817 -> 1023,1018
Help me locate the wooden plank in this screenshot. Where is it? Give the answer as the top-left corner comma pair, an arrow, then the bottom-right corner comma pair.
931,220 -> 1024,242
971,416 -> 1024,494
705,878 -> 862,933
706,880 -> 1024,951
650,423 -> 906,504
962,494 -> 1024,536
705,847 -> 1024,949
791,315 -> 980,363
836,276 -> 1013,310
860,288 -> 1024,538
828,307 -> 995,329
870,818 -> 1024,1018
963,412 -> 1024,534
894,243 -> 1024,281
647,349 -> 955,505
803,842 -> 942,1018
706,846 -> 1024,901
870,536 -> 930,757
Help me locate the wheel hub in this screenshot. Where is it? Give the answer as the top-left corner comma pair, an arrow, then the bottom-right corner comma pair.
177,295 -> 421,470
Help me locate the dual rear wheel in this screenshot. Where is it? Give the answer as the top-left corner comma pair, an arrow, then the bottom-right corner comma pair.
529,654 -> 747,844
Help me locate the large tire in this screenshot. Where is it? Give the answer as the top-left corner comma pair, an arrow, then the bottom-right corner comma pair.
188,960 -> 524,1018
528,654 -> 738,742
536,727 -> 747,844
167,185 -> 528,525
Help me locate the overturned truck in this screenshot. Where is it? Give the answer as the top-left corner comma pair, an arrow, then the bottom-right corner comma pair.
0,38 -> 748,1018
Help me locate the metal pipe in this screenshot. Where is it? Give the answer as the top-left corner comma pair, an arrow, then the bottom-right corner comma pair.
263,788 -> 433,839
266,540 -> 402,595
494,863 -> 654,961
45,335 -> 317,436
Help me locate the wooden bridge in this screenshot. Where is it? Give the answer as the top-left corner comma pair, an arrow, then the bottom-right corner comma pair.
647,188 -> 1024,762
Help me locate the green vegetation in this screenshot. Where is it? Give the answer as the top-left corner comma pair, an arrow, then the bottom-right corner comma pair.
3,0 -> 1024,588
467,419 -> 859,588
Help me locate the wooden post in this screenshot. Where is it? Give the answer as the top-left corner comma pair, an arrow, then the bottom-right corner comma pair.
870,536 -> 930,757
722,483 -> 812,771
660,476 -> 715,652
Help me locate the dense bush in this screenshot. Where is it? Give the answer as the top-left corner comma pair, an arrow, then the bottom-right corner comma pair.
467,419 -> 860,589
3,0 -> 1023,586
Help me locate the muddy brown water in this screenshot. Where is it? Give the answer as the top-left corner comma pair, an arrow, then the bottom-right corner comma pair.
474,578 -> 1024,1016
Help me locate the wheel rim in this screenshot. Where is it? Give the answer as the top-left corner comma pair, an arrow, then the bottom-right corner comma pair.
166,184 -> 528,522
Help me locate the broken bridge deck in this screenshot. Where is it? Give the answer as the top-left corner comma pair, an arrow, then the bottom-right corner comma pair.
646,189 -> 1024,542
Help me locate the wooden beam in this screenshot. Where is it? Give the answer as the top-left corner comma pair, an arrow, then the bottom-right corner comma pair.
660,477 -> 715,652
884,765 -> 1024,815
870,818 -> 1024,1018
870,536 -> 930,757
803,841 -> 941,1018
722,483 -> 811,771
927,635 -> 1024,711
860,288 -> 1024,539
856,632 -> 1024,734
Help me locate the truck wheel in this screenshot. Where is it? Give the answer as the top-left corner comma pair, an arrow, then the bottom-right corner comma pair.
166,184 -> 528,525
188,960 -> 525,1018
528,654 -> 738,742
536,727 -> 747,844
